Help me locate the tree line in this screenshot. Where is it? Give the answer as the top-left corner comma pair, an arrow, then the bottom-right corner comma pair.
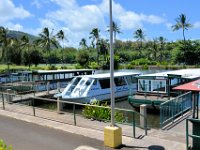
0,13 -> 200,70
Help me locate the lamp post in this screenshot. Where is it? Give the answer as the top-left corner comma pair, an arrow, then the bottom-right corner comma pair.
109,0 -> 115,127
104,1 -> 122,147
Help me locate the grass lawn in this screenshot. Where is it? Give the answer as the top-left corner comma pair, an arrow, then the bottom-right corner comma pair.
0,63 -> 77,74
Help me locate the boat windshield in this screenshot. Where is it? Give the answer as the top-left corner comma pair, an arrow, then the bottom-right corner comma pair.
138,79 -> 166,93
71,77 -> 81,86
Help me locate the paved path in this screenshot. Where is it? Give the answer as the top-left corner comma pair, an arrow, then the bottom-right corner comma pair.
0,115 -> 113,150
0,107 -> 187,150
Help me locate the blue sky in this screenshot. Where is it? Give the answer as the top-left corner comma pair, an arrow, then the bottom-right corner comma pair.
1,0 -> 200,47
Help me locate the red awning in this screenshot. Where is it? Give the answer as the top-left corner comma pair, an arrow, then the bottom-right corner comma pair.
173,79 -> 200,92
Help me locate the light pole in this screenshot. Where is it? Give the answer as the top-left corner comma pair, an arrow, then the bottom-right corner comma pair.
109,0 -> 115,127
104,1 -> 122,147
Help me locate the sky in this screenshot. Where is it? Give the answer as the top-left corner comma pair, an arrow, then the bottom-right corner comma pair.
1,0 -> 200,48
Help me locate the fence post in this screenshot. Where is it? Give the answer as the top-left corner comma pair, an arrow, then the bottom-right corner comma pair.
132,111 -> 135,138
186,119 -> 189,150
57,81 -> 60,92
2,93 -> 5,110
140,104 -> 147,129
73,104 -> 76,126
181,96 -> 183,117
6,89 -> 12,103
160,105 -> 162,128
32,98 -> 35,116
171,100 -> 174,123
47,81 -> 50,94
57,96 -> 63,114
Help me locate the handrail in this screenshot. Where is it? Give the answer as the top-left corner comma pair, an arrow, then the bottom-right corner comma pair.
0,92 -> 148,137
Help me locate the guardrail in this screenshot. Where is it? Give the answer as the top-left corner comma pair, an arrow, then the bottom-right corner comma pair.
160,91 -> 192,128
0,92 -> 148,138
186,118 -> 200,150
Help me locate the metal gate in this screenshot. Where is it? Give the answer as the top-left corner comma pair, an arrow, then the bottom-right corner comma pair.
160,91 -> 192,128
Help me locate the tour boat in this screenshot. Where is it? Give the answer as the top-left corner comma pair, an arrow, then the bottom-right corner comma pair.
128,69 -> 200,109
59,72 -> 140,103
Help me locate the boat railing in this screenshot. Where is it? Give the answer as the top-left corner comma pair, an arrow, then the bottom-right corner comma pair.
0,92 -> 148,138
160,91 -> 192,128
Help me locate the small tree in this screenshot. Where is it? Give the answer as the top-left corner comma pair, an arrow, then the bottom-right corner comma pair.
76,50 -> 89,67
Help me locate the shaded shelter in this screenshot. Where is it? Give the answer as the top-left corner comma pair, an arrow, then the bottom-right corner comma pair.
173,79 -> 200,119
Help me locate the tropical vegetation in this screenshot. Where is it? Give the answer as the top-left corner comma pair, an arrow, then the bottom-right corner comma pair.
0,139 -> 12,150
0,14 -> 200,72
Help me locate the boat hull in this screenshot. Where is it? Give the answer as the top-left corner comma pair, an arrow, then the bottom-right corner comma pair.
61,90 -> 131,103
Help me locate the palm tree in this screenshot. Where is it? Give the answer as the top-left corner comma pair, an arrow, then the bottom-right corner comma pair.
21,35 -> 32,69
57,30 -> 65,67
171,14 -> 192,44
98,38 -> 109,63
89,28 -> 100,64
79,38 -> 88,49
36,27 -> 58,65
0,26 -> 9,62
158,36 -> 167,62
134,28 -> 145,57
0,27 -> 15,71
107,21 -> 121,43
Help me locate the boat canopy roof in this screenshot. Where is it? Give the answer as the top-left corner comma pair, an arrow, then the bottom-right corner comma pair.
18,69 -> 94,75
77,72 -> 140,79
138,69 -> 200,80
173,79 -> 200,92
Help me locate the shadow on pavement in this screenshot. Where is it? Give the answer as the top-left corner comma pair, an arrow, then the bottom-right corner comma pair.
116,144 -> 165,150
148,145 -> 165,150
116,144 -> 147,149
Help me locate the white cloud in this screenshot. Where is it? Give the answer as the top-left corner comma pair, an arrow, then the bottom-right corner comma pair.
37,0 -> 166,47
193,22 -> 200,29
31,0 -> 42,9
0,0 -> 31,23
99,0 -> 165,31
165,22 -> 173,30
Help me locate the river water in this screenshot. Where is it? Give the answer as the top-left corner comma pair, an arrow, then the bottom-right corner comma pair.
95,69 -> 167,128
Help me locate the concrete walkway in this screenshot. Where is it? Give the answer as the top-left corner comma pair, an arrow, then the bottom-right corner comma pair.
0,103 -> 189,150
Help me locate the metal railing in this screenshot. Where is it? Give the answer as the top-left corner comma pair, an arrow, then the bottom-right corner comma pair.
186,118 -> 200,150
160,91 -> 192,128
0,92 -> 148,138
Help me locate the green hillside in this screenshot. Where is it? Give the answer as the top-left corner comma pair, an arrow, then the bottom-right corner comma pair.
7,30 -> 38,42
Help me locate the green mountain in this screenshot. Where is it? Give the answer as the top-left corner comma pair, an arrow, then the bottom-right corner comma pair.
7,30 -> 38,42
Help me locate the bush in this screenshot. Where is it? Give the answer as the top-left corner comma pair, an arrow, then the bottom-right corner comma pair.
82,99 -> 125,123
0,139 -> 12,150
89,62 -> 99,69
47,65 -> 57,70
76,50 -> 89,67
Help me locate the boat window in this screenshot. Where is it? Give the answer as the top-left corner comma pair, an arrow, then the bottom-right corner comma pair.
79,80 -> 85,86
93,79 -> 97,85
72,77 -> 81,86
114,77 -> 126,86
85,79 -> 93,86
151,80 -> 166,93
99,79 -> 110,89
138,79 -> 166,93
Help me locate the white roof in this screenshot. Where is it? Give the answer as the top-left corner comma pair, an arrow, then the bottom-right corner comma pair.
139,69 -> 200,79
77,72 -> 140,79
20,69 -> 93,74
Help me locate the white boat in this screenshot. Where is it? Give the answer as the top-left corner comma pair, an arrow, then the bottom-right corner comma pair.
59,72 -> 140,103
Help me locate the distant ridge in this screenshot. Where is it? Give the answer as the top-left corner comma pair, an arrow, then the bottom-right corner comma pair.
7,30 -> 38,42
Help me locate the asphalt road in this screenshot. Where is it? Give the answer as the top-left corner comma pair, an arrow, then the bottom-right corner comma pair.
0,115 -> 115,150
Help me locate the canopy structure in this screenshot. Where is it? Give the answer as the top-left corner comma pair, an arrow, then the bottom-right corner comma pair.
173,79 -> 200,119
173,79 -> 200,92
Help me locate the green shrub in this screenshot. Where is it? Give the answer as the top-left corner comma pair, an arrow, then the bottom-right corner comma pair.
89,62 -> 99,69
82,99 -> 125,123
48,65 -> 57,70
0,139 -> 12,150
